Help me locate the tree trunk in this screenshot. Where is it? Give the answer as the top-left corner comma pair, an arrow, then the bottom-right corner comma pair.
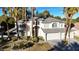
7,23 -> 10,40
16,21 -> 19,39
14,17 -> 19,39
24,8 -> 27,37
1,31 -> 4,40
6,18 -> 10,40
31,9 -> 34,37
64,24 -> 69,41
64,14 -> 72,45
35,19 -> 38,37
68,19 -> 72,39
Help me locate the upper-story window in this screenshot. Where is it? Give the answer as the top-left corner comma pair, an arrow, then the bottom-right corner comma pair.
61,24 -> 63,27
60,23 -> 64,28
52,23 -> 57,28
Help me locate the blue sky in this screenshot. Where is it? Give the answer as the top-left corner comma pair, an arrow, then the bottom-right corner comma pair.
36,7 -> 79,19
36,7 -> 64,18
0,7 -> 79,19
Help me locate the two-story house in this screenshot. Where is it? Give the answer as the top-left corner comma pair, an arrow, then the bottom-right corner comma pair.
0,16 -> 77,41
37,17 -> 76,41
17,17 -> 77,41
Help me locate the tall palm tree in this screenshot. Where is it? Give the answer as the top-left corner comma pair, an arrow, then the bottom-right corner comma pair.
6,7 -> 13,40
14,7 -> 19,39
22,7 -> 27,36
11,7 -> 19,39
31,7 -> 36,37
7,7 -> 13,16
22,7 -> 26,19
64,7 -> 79,44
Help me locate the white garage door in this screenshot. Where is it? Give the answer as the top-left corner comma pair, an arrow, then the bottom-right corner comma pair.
47,32 -> 74,41
47,33 -> 61,40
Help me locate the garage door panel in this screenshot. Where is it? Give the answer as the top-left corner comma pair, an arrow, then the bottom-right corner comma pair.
47,33 -> 60,40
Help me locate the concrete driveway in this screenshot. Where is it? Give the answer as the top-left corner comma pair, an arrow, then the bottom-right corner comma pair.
47,38 -> 79,47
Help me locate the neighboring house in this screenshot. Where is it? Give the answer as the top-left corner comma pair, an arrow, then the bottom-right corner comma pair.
26,17 -> 77,41
38,17 -> 76,41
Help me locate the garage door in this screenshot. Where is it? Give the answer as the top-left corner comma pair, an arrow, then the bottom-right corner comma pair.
47,33 -> 61,40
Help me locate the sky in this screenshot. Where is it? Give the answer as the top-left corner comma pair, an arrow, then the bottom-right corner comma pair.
36,7 -> 64,18
0,7 -> 79,19
36,7 -> 79,19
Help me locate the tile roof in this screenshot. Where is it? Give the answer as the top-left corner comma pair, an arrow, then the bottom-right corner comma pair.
42,17 -> 64,23
42,28 -> 76,33
28,17 -> 64,23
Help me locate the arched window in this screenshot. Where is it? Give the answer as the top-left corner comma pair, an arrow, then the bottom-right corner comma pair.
52,23 -> 57,28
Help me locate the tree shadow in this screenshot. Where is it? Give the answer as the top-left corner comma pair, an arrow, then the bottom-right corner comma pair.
48,41 -> 79,51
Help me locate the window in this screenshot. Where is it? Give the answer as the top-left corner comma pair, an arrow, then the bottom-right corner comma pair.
52,23 -> 57,27
60,23 -> 64,28
61,24 -> 63,27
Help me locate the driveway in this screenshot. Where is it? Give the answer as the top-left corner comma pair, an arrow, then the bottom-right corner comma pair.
47,38 -> 79,47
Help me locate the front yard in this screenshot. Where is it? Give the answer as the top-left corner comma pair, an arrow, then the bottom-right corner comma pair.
0,36 -> 52,51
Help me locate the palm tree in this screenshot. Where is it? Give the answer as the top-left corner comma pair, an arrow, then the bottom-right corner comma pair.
31,7 -> 36,37
22,7 -> 26,19
64,7 -> 79,45
7,7 -> 19,39
35,11 -> 38,38
21,7 -> 27,36
14,7 -> 19,39
10,7 -> 19,39
6,7 -> 13,40
7,7 -> 12,16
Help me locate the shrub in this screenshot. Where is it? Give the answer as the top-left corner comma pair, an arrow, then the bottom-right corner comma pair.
27,36 -> 32,41
38,36 -> 44,41
32,36 -> 38,42
25,42 -> 34,48
26,36 -> 44,42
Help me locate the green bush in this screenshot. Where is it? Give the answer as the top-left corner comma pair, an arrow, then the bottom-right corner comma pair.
38,36 -> 44,41
27,36 -> 32,41
32,36 -> 38,42
31,36 -> 44,42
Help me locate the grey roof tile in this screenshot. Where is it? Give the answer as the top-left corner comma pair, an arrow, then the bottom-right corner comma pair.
42,28 -> 76,33
42,17 -> 64,23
